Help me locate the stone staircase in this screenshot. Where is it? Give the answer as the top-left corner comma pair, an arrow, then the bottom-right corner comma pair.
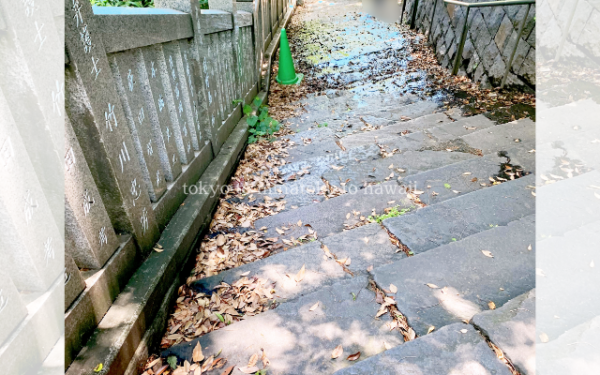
161,90 -> 536,374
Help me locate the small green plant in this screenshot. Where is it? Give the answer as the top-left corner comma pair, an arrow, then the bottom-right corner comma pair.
167,356 -> 178,370
199,0 -> 209,9
368,206 -> 410,224
318,122 -> 328,128
444,183 -> 451,189
351,292 -> 357,301
451,238 -> 457,242
215,312 -> 225,323
245,97 -> 281,144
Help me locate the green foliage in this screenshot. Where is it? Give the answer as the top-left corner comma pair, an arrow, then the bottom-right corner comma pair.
368,206 -> 410,224
167,356 -> 178,370
215,312 -> 225,323
90,0 -> 154,7
246,97 -> 280,144
444,183 -> 451,189
256,370 -> 268,375
199,0 -> 209,9
318,122 -> 328,128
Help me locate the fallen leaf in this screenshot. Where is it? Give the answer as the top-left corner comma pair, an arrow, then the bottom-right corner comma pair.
488,301 -> 496,310
389,284 -> 398,293
527,244 -> 532,251
220,366 -> 234,375
383,342 -> 392,350
481,250 -> 494,258
331,344 -> 343,359
94,363 -> 103,373
192,342 -> 204,363
297,219 -> 302,226
247,353 -> 258,367
539,332 -> 549,343
347,352 -> 361,361
459,329 -> 468,334
590,260 -> 595,268
295,264 -> 306,283
426,283 -> 439,289
366,265 -> 373,272
261,348 -> 270,367
216,235 -> 226,246
427,326 -> 435,334
309,302 -> 319,311
238,366 -> 259,374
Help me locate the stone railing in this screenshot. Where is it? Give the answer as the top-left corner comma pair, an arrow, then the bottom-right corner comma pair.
402,0 -> 535,88
0,0 -> 64,373
62,0 -> 295,374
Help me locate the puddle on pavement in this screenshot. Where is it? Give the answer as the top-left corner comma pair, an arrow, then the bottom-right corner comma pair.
287,12 -> 447,102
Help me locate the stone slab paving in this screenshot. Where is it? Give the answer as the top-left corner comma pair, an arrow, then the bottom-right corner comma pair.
320,223 -> 407,274
459,118 -> 536,155
374,215 -> 535,337
471,289 -> 536,375
332,324 -> 512,375
166,275 -> 404,374
383,174 -> 535,254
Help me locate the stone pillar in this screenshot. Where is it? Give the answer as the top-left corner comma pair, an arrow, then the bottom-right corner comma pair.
108,50 -> 168,202
65,117 -> 120,269
64,0 -> 159,253
156,0 -> 226,155
209,0 -> 243,106
64,253 -> 86,311
0,89 -> 64,292
135,46 -> 185,179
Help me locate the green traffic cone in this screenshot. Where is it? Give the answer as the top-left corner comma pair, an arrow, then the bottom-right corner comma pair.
276,28 -> 303,85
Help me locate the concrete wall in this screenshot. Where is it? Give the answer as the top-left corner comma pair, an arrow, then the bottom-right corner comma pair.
404,0 -> 536,89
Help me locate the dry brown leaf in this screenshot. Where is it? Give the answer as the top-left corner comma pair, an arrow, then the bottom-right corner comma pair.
309,302 -> 319,311
459,329 -> 468,334
295,264 -> 306,283
331,344 -> 343,359
192,342 -> 204,363
383,341 -> 392,350
539,332 -> 549,343
261,348 -> 270,367
347,352 -> 361,361
216,234 -> 226,246
427,326 -> 435,334
488,301 -> 496,310
426,283 -> 439,289
297,219 -> 302,226
247,353 -> 258,367
220,366 -> 234,375
389,284 -> 398,293
366,265 -> 373,272
481,250 -> 494,258
201,356 -> 214,372
238,366 -> 259,374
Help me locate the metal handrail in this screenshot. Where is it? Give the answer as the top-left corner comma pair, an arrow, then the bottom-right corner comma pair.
440,0 -> 535,88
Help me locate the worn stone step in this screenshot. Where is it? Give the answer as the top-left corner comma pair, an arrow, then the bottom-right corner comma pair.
332,323 -> 512,375
458,118 -> 536,155
536,219 -> 600,342
373,215 -> 535,337
277,113 -> 486,180
165,275 -> 404,374
339,114 -> 495,151
471,289 -> 536,375
285,101 -> 444,162
383,174 -> 535,254
253,179 -> 413,242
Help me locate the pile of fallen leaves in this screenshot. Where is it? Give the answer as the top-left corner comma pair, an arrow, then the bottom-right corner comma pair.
161,276 -> 277,349
370,280 -> 416,342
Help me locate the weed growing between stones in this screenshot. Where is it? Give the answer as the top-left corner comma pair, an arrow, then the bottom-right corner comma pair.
368,205 -> 410,224
244,97 -> 282,144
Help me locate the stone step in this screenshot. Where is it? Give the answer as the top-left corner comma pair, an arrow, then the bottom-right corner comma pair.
191,222 -> 404,299
471,289 -> 536,375
536,219 -> 600,342
277,113 -> 492,181
332,323 -> 512,375
373,215 -> 535,337
383,174 -> 535,254
285,101 -> 444,162
164,275 -> 404,374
